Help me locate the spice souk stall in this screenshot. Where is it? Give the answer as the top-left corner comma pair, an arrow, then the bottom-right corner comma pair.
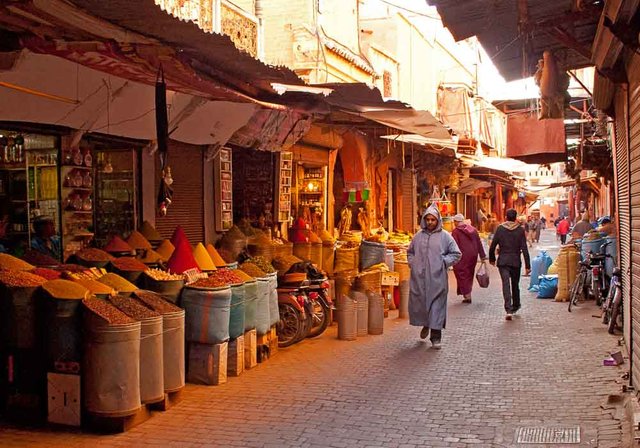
0,220 -> 284,432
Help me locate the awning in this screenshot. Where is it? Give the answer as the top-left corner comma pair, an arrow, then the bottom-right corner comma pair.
506,115 -> 566,164
454,178 -> 492,194
358,109 -> 452,141
461,155 -> 536,173
0,50 -> 256,145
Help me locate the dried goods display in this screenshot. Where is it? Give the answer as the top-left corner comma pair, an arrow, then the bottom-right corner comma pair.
60,159 -> 94,261
140,220 -> 162,242
193,243 -> 216,271
134,290 -> 182,314
167,238 -> 200,274
112,257 -> 148,272
103,235 -> 134,254
31,267 -> 62,280
0,253 -> 34,271
138,249 -> 163,264
54,263 -> 88,273
21,250 -> 60,267
42,279 -> 89,300
234,269 -> 255,282
156,239 -> 175,261
76,248 -> 114,262
275,151 -> 292,222
145,268 -> 184,281
109,295 -> 160,320
189,276 -> 229,289
205,244 -> 227,267
126,230 -> 152,250
98,273 -> 137,293
72,278 -> 116,296
0,270 -> 47,287
239,262 -> 267,278
214,147 -> 233,231
203,268 -> 242,285
247,256 -> 275,273
82,297 -> 136,325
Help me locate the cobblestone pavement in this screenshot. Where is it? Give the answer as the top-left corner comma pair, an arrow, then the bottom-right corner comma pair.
0,229 -> 628,447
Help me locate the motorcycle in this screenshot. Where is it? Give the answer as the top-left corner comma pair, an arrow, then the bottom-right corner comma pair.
276,280 -> 308,348
584,241 -> 612,306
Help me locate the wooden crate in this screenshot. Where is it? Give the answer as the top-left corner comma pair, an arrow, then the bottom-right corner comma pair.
187,342 -> 227,386
47,373 -> 81,427
268,326 -> 278,356
244,329 -> 257,370
227,336 -> 244,377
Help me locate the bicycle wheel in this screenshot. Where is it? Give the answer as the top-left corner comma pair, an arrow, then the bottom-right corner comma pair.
568,271 -> 584,312
608,289 -> 622,335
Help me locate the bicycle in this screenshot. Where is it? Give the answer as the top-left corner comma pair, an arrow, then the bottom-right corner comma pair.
568,258 -> 590,312
602,268 -> 622,334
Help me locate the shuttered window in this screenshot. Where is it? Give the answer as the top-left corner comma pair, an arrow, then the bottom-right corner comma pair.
154,141 -> 204,244
400,169 -> 416,233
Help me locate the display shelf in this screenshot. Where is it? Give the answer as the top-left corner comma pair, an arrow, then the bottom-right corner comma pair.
214,147 -> 233,231
275,152 -> 293,223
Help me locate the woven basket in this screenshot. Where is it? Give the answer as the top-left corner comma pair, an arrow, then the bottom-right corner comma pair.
273,242 -> 293,259
248,243 -> 274,262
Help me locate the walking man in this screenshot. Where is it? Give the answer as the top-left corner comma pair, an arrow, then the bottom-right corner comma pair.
489,208 -> 531,320
557,216 -> 570,244
408,205 -> 461,349
451,214 -> 487,304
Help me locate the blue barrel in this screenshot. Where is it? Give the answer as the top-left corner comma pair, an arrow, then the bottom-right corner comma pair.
385,249 -> 394,272
243,280 -> 257,331
181,286 -> 231,344
605,236 -> 617,277
229,284 -> 246,340
256,277 -> 271,336
267,273 -> 279,327
581,237 -> 604,259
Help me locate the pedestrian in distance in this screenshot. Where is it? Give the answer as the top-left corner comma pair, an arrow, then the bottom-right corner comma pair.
407,205 -> 462,349
451,214 -> 487,304
477,207 -> 488,232
489,208 -> 531,321
557,216 -> 570,244
571,212 -> 592,238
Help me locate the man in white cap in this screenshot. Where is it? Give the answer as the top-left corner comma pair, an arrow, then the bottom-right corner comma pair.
451,213 -> 487,303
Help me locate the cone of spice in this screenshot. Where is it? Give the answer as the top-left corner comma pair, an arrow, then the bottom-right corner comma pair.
140,220 -> 162,243
193,243 -> 216,271
0,253 -> 34,271
234,269 -> 255,282
239,262 -> 267,278
42,279 -> 89,300
76,248 -> 114,262
103,235 -> 134,254
156,240 -> 175,262
167,238 -> 200,274
170,225 -> 189,248
138,249 -> 163,264
0,270 -> 47,287
21,250 -> 60,267
126,230 -> 152,250
205,244 -> 227,267
31,267 -> 62,281
98,273 -> 137,294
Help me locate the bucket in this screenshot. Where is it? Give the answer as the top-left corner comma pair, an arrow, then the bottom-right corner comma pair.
267,272 -> 279,327
581,237 -> 604,259
181,286 -> 232,344
0,285 -> 39,350
83,313 -> 141,417
243,280 -> 258,331
142,275 -> 185,304
336,295 -> 357,341
229,284 -> 246,340
44,297 -> 82,369
367,291 -> 384,335
395,261 -> 410,319
162,310 -> 185,392
309,243 -> 323,268
353,291 -> 368,337
138,315 -> 164,404
293,242 -> 312,261
322,242 -> 335,276
255,277 -> 271,336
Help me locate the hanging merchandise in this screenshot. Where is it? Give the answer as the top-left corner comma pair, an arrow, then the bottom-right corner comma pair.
440,189 -> 451,215
155,67 -> 173,216
343,181 -> 370,204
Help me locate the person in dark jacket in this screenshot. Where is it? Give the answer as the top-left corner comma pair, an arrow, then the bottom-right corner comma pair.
489,208 -> 531,320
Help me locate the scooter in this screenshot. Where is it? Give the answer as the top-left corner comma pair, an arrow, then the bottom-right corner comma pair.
284,262 -> 333,339
276,281 -> 308,348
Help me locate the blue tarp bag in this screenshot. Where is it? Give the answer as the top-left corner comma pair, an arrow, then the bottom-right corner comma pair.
537,275 -> 558,299
528,250 -> 553,290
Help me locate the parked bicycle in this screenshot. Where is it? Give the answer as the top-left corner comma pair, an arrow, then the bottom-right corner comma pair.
602,267 -> 623,334
568,241 -> 612,312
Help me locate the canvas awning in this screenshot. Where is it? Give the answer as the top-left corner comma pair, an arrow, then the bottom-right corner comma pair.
454,178 -> 492,194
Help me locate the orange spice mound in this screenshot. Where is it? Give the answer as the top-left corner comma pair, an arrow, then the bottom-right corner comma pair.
140,220 -> 162,242
193,243 -> 216,271
126,230 -> 152,250
103,236 -> 134,254
205,244 -> 227,267
155,240 -> 175,262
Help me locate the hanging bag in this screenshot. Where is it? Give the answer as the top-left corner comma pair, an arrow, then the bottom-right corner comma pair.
476,262 -> 490,288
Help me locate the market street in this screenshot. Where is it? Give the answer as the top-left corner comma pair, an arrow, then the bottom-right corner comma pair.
0,228 -> 627,447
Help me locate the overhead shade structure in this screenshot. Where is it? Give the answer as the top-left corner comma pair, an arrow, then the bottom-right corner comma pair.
358,109 -> 452,141
506,115 -> 566,164
454,178 -> 492,194
340,131 -> 367,184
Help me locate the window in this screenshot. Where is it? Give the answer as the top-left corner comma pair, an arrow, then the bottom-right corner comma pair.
383,70 -> 392,98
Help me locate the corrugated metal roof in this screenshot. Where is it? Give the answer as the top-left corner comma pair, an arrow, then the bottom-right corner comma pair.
427,0 -> 602,81
69,0 -> 304,94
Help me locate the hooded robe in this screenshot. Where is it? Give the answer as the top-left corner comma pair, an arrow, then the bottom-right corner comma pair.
407,205 -> 462,330
451,223 -> 486,296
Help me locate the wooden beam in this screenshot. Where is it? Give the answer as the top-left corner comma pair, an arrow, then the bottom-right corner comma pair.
546,26 -> 592,60
523,5 -> 603,33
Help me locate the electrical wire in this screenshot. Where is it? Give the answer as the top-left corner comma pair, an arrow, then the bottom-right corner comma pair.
374,0 -> 441,20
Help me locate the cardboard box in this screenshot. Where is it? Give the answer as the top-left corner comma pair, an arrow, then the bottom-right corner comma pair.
47,373 -> 81,426
381,272 -> 400,286
244,329 -> 257,370
187,342 -> 227,386
227,336 -> 244,377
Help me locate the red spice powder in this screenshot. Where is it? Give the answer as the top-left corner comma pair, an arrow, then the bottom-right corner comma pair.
103,236 -> 134,253
167,238 -> 200,274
